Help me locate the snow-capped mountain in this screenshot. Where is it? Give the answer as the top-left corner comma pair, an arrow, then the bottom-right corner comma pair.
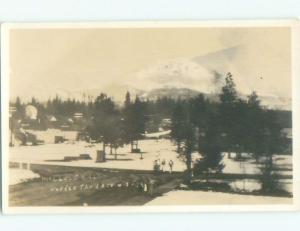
12,45 -> 291,110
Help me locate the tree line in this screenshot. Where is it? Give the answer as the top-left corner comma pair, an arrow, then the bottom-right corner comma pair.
10,72 -> 290,192
170,73 -> 289,192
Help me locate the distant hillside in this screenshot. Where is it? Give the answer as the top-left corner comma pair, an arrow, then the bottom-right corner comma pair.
139,87 -> 201,101
38,85 -> 290,111
137,87 -> 290,111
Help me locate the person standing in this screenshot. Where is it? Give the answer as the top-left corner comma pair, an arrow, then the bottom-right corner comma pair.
161,159 -> 166,172
169,160 -> 174,173
148,179 -> 155,196
153,159 -> 160,172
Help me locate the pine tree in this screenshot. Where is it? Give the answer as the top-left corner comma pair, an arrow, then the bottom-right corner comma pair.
123,94 -> 147,153
106,112 -> 124,158
258,110 -> 288,193
220,72 -> 237,104
194,110 -> 224,175
219,72 -> 239,157
171,102 -> 187,152
88,93 -> 119,157
188,94 -> 207,129
171,100 -> 197,184
182,122 -> 196,184
245,91 -> 264,161
124,91 -> 131,108
14,96 -> 23,119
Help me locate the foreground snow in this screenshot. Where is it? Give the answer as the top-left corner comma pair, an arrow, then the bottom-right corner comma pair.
9,169 -> 40,185
146,190 -> 292,205
222,154 -> 292,176
9,139 -> 292,193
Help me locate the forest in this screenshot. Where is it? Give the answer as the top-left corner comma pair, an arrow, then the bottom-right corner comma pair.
10,73 -> 292,192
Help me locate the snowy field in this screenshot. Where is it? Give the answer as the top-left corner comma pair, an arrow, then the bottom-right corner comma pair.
9,139 -> 292,173
9,139 -> 189,171
146,190 -> 292,205
9,138 -> 292,193
222,154 -> 292,176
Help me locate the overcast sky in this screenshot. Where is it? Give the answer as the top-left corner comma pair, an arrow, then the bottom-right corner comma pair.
9,26 -> 291,101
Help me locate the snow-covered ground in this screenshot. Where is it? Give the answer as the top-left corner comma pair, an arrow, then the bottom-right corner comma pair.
9,139 -> 292,174
222,155 -> 261,175
9,139 -> 292,193
144,130 -> 171,138
9,139 -> 190,171
17,129 -> 78,144
146,190 -> 292,205
9,169 -> 40,185
222,154 -> 292,175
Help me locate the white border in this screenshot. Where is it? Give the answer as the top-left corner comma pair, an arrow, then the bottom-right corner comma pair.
1,20 -> 300,214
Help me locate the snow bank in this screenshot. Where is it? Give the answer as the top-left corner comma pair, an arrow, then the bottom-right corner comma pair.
144,130 -> 171,138
9,169 -> 40,185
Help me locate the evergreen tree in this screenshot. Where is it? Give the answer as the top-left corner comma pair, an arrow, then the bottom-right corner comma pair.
106,112 -> 124,158
188,94 -> 207,130
182,122 -> 196,184
231,98 -> 248,159
31,97 -> 38,107
245,91 -> 264,161
14,96 -> 24,119
219,72 -> 239,157
88,93 -> 119,157
258,110 -> 288,193
123,94 -> 147,152
171,102 -> 187,152
124,91 -> 131,108
220,72 -> 238,104
194,109 -> 224,175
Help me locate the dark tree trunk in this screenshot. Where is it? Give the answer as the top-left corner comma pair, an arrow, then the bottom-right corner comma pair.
186,151 -> 192,184
102,142 -> 106,160
114,148 -> 117,160
177,141 -> 181,153
269,154 -> 273,170
102,142 -> 106,153
254,153 -> 260,163
228,152 -> 231,159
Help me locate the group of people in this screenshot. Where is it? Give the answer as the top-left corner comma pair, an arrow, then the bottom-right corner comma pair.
153,158 -> 174,173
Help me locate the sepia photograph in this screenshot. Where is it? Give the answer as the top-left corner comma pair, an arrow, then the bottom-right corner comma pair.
1,21 -> 300,213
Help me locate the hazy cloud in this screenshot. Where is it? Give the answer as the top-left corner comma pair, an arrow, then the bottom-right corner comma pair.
130,58 -> 221,93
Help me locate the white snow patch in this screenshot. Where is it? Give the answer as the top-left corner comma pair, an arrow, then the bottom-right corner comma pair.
144,130 -> 171,138
9,169 -> 40,185
222,154 -> 261,175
